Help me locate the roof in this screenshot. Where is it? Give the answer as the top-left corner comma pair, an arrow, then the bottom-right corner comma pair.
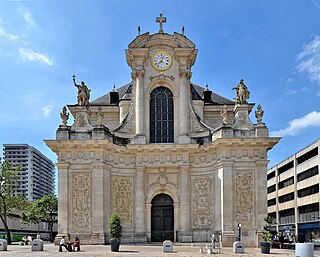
90,82 -> 234,105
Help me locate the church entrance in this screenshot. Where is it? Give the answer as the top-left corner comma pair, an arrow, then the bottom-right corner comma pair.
151,193 -> 174,242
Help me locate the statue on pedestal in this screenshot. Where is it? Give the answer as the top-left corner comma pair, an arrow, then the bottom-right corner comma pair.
73,75 -> 91,106
233,79 -> 250,104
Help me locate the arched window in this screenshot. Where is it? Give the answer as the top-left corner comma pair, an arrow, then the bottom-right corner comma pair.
150,87 -> 174,143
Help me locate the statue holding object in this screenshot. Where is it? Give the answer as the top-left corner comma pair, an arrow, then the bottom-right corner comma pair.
73,75 -> 91,106
232,79 -> 250,104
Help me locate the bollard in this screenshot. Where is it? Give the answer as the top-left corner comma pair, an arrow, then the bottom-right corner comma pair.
0,239 -> 7,251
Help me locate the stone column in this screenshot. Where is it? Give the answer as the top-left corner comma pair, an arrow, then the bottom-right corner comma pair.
132,69 -> 146,143
91,164 -> 105,243
55,163 -> 70,243
179,166 -> 191,238
178,68 -> 190,143
134,166 -> 146,242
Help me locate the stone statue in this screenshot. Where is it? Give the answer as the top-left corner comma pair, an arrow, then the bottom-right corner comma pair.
255,104 -> 264,124
221,104 -> 229,125
97,106 -> 104,126
73,75 -> 91,106
232,79 -> 250,104
60,106 -> 69,126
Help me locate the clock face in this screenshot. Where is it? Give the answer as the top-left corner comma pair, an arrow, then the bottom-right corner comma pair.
151,50 -> 172,71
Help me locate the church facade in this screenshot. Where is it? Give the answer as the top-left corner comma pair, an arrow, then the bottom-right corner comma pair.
46,16 -> 280,247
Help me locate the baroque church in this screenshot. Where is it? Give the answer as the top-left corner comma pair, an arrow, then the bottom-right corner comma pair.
46,15 -> 280,247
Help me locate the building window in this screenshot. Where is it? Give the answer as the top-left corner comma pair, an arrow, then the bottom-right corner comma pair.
279,208 -> 295,224
278,161 -> 294,175
267,185 -> 276,193
299,203 -> 319,223
297,166 -> 319,182
150,87 -> 174,143
297,147 -> 318,165
278,177 -> 294,189
268,198 -> 276,206
267,171 -> 275,180
279,192 -> 294,203
297,184 -> 319,198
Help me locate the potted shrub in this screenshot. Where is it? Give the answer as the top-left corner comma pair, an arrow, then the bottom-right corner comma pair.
260,216 -> 274,254
108,212 -> 122,252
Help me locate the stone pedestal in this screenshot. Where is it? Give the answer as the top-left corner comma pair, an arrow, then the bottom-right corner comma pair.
56,126 -> 70,140
134,134 -> 146,144
255,124 -> 269,137
232,104 -> 254,130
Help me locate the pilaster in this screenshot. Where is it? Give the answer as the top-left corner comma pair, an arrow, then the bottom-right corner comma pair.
91,164 -> 105,244
134,166 -> 147,242
179,166 -> 191,233
55,163 -> 70,244
218,162 -> 236,246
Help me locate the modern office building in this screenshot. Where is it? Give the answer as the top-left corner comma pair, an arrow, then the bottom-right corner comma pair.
3,144 -> 55,201
267,139 -> 320,243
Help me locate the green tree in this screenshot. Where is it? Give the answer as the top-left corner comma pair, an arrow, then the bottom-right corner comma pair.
0,160 -> 30,244
262,216 -> 274,242
21,195 -> 57,242
108,212 -> 122,239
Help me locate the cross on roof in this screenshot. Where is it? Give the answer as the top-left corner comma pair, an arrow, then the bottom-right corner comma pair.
156,13 -> 166,33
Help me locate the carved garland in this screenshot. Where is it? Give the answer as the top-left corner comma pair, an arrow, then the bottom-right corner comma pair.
111,177 -> 133,230
192,176 -> 214,228
72,173 -> 91,231
236,171 -> 254,227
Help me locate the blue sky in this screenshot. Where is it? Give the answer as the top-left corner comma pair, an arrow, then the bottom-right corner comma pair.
1,0 -> 320,191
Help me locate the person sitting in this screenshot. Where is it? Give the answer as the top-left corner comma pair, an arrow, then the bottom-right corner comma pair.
72,235 -> 81,252
59,236 -> 69,252
21,235 -> 28,245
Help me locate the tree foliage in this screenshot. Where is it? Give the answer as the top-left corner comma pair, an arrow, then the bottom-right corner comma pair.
0,160 -> 30,244
262,216 -> 274,242
21,194 -> 57,242
108,212 -> 122,239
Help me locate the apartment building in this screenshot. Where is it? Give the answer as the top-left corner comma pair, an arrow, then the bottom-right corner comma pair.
3,144 -> 55,201
267,139 -> 320,243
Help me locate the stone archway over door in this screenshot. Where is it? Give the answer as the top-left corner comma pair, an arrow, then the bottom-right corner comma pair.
151,193 -> 174,242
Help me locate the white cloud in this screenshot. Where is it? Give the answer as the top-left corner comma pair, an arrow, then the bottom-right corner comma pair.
19,48 -> 53,66
23,10 -> 36,27
41,105 -> 55,117
296,35 -> 320,84
270,111 -> 320,137
0,26 -> 18,40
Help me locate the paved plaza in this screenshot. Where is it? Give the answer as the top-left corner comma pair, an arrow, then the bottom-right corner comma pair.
2,243 -> 320,257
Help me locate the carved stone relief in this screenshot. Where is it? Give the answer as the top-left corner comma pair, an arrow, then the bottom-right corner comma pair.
192,176 -> 213,228
236,171 -> 254,227
112,177 -> 133,230
72,173 -> 91,231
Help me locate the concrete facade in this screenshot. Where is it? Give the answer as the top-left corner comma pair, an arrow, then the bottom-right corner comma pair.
46,18 -> 279,247
267,139 -> 320,244
3,144 -> 55,201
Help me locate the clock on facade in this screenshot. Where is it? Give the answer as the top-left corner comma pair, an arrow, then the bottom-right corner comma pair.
151,50 -> 172,71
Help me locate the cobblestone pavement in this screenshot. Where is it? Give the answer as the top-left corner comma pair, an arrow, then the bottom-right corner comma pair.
2,243 -> 320,257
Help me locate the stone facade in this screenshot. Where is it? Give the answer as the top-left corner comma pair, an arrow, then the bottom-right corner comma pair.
45,17 -> 280,247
